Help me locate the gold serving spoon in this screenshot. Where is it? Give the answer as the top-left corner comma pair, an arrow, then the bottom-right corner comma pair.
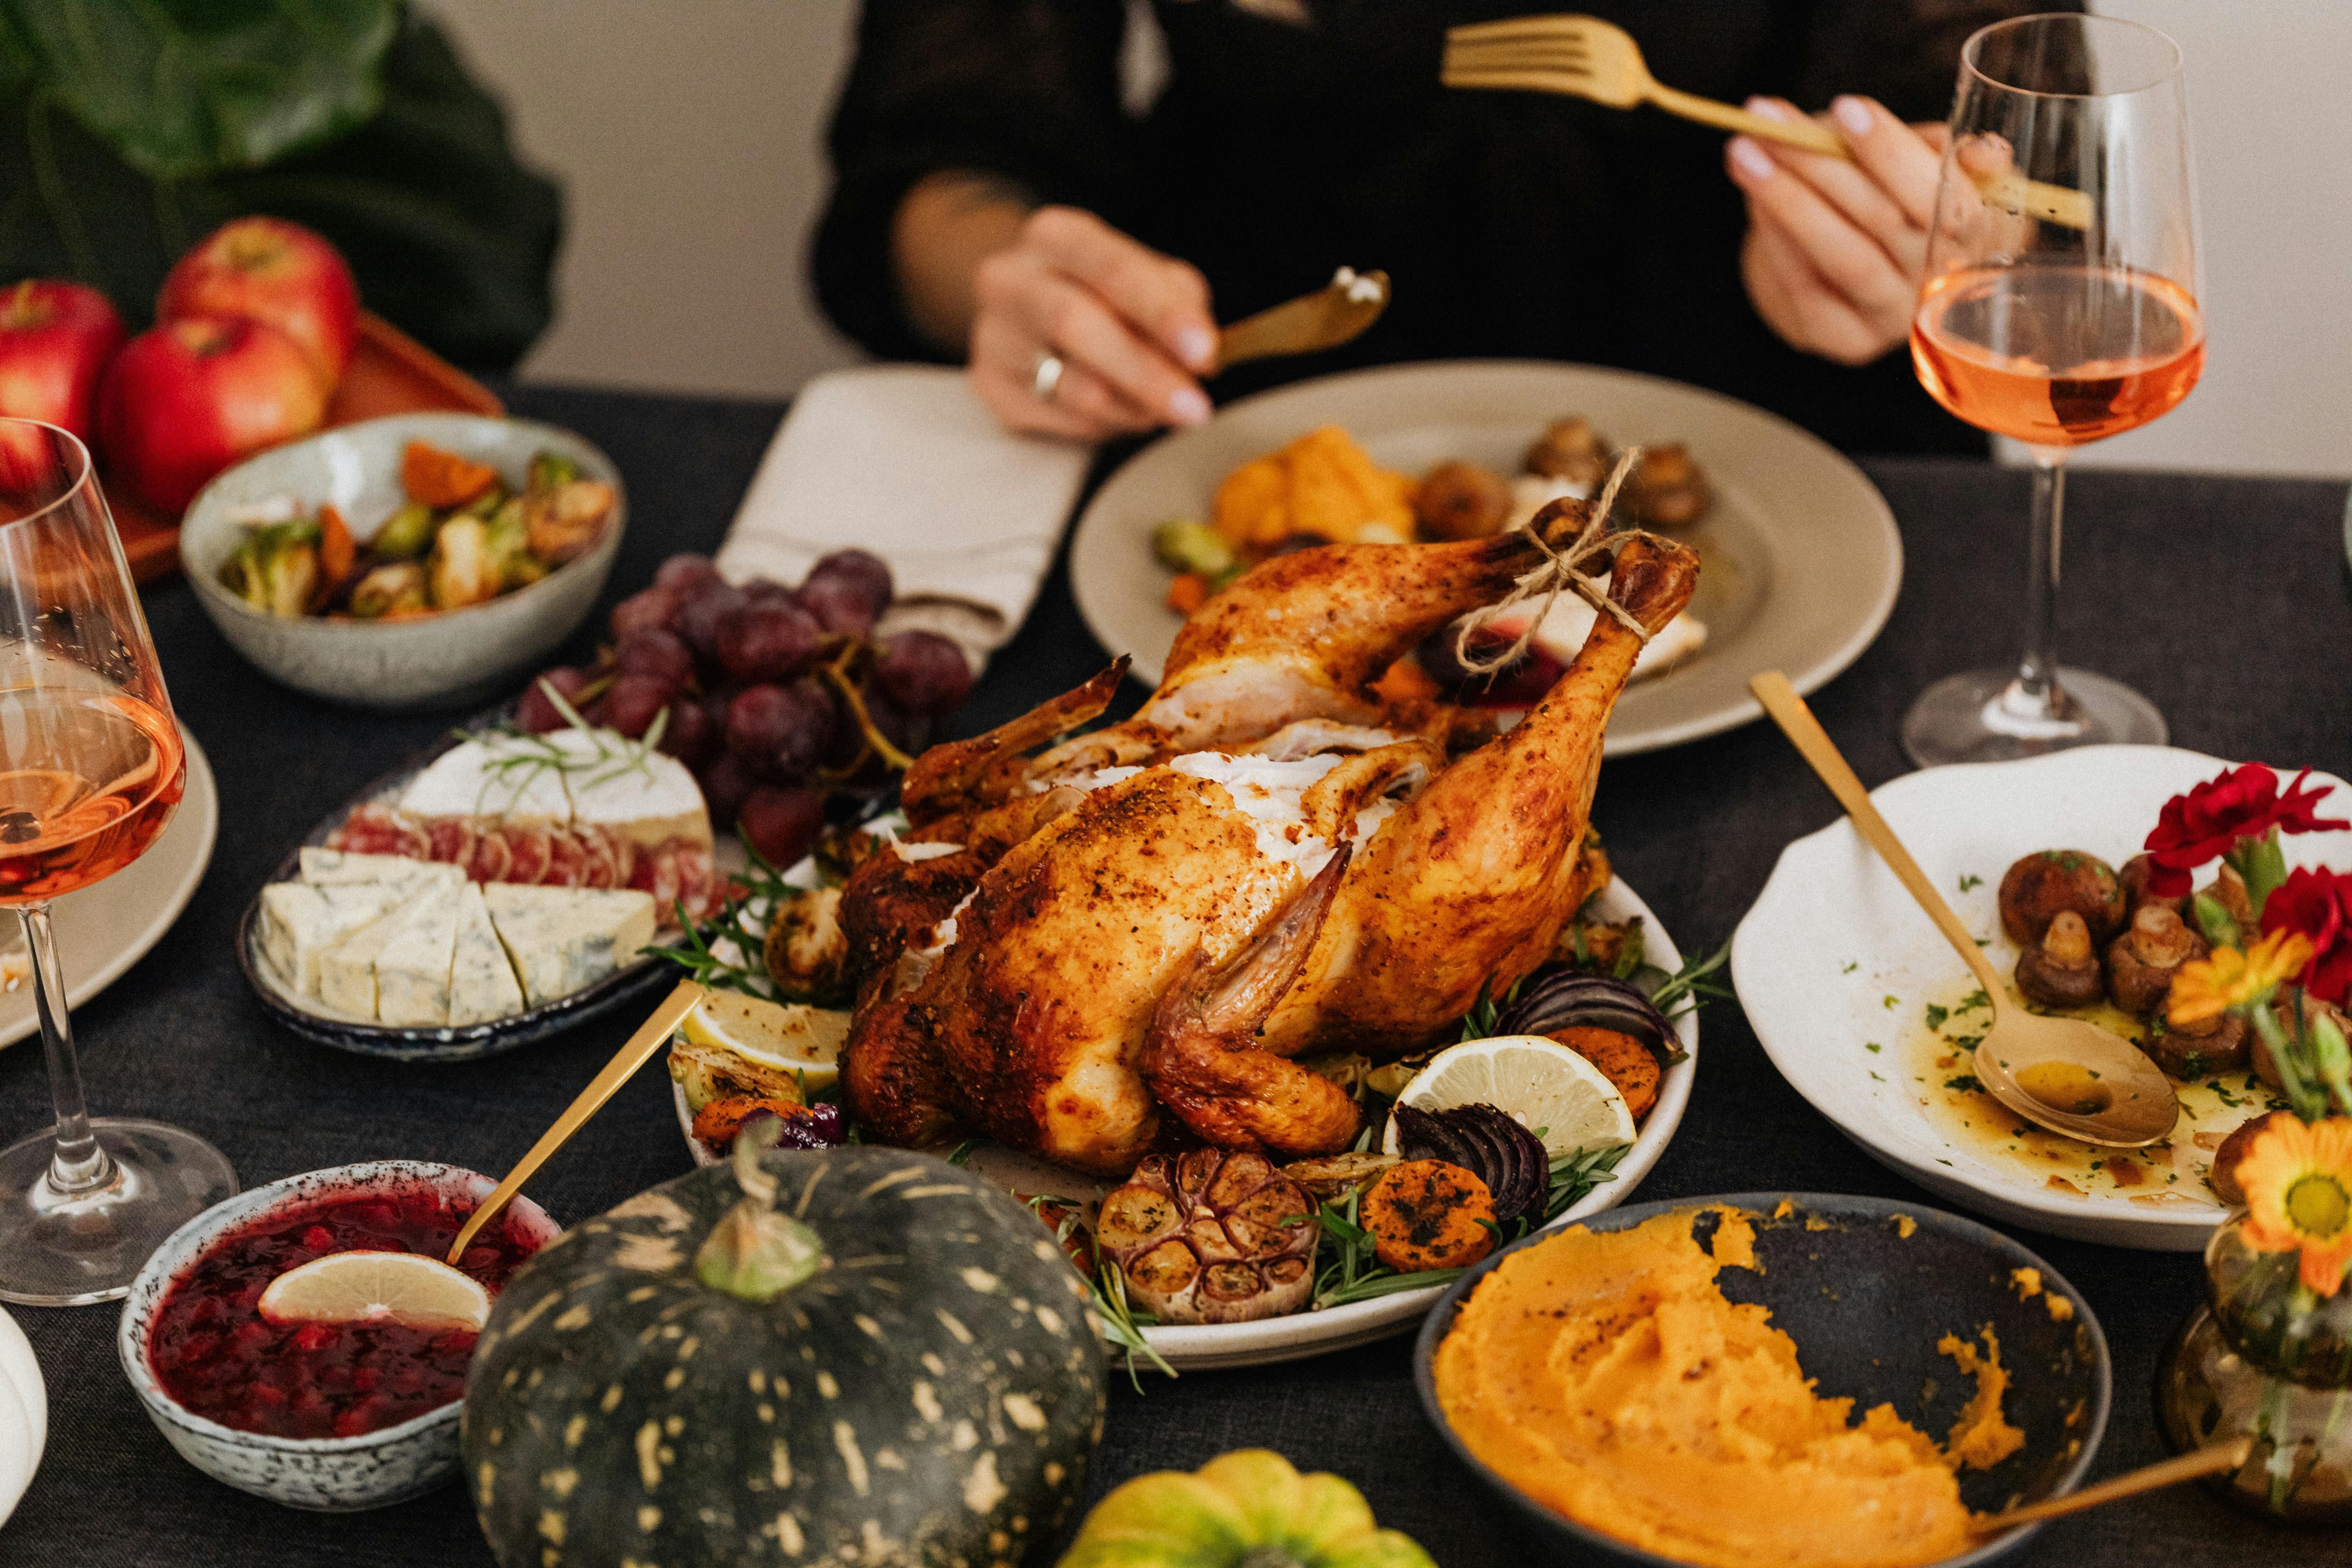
1213,266 -> 1390,374
1970,1438 -> 2251,1533
445,977 -> 706,1265
1443,15 -> 2093,230
1750,672 -> 2179,1148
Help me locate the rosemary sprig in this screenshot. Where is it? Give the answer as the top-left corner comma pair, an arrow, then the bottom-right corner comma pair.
1024,1192 -> 1172,1388
1646,937 -> 1732,1019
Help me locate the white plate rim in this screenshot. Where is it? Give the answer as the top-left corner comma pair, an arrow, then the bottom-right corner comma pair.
1066,357 -> 1902,756
1732,744 -> 2345,1251
0,729 -> 218,1051
676,872 -> 1699,1371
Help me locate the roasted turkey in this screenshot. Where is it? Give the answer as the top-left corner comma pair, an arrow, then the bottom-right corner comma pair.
839,502 -> 1699,1175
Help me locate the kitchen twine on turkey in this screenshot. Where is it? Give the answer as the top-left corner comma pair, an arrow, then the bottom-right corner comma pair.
1452,446 -> 1660,677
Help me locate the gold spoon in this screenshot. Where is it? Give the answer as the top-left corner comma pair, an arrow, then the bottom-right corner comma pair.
1970,1439 -> 2250,1533
1213,266 -> 1390,374
1750,671 -> 2179,1148
445,978 -> 706,1265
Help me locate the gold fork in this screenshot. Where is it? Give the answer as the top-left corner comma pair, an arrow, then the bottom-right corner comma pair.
1443,15 -> 2092,230
1213,266 -> 1390,374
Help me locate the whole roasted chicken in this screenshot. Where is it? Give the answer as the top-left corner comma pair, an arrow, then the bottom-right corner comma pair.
838,502 -> 1698,1176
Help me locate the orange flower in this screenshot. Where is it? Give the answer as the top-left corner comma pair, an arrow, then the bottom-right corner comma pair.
2167,931 -> 2315,1027
2236,1115 -> 2352,1296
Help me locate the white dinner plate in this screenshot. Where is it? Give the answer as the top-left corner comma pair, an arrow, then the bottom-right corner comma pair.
0,731 -> 217,1051
1734,745 -> 2351,1251
678,873 -> 1699,1371
1068,359 -> 1902,755
0,1304 -> 42,1527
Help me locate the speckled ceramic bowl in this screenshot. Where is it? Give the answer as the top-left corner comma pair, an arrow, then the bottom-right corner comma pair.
117,1161 -> 558,1511
178,413 -> 625,711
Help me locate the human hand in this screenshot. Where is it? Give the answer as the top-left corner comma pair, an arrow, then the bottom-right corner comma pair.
1726,96 -> 1947,366
968,206 -> 1218,442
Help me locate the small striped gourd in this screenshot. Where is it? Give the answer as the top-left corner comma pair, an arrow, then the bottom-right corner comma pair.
1055,1450 -> 1436,1568
463,1136 -> 1105,1567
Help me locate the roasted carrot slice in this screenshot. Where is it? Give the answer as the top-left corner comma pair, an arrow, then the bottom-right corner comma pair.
1360,1160 -> 1496,1272
1550,1025 -> 1660,1120
400,440 -> 499,508
1165,572 -> 1210,616
316,503 -> 355,587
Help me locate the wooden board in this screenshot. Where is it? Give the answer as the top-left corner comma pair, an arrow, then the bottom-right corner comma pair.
109,312 -> 503,582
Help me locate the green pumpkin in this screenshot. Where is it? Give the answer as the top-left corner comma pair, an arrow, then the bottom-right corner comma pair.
464,1133 -> 1105,1567
1057,1450 -> 1435,1568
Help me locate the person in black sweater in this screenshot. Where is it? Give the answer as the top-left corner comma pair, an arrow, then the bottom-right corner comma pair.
813,0 -> 2072,455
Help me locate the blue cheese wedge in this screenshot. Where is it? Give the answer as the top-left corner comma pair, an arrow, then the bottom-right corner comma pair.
317,880 -> 461,1022
374,881 -> 463,1027
297,848 -> 463,893
398,736 -> 572,825
449,882 -> 526,1025
258,881 -> 417,997
483,883 -> 657,1008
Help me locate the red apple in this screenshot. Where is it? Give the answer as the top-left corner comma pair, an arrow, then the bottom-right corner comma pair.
98,316 -> 327,514
157,217 -> 359,394
0,280 -> 127,442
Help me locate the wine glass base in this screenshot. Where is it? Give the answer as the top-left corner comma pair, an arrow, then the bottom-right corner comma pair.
0,1119 -> 237,1306
1901,666 -> 2168,769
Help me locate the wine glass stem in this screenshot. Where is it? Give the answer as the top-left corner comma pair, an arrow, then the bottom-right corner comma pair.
2011,448 -> 2074,720
16,902 -> 112,1195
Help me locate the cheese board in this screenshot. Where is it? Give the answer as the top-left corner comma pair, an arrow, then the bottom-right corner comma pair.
237,710 -> 715,1061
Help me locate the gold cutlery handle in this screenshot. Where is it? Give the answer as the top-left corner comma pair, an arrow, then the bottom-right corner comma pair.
1650,85 -> 1847,155
1749,672 -> 2007,1001
446,977 -> 706,1265
1970,1440 -> 2250,1532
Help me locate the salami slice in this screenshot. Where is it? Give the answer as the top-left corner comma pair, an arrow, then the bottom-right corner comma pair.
504,824 -> 553,886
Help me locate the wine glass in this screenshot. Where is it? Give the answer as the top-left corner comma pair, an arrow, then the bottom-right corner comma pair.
0,418 -> 235,1305
1902,13 -> 2202,767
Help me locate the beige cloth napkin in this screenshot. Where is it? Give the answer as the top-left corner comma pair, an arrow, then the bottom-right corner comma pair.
716,365 -> 1093,671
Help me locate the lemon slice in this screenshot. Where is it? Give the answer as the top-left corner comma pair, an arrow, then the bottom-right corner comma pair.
679,991 -> 848,1093
257,1251 -> 491,1334
1386,1034 -> 1635,1160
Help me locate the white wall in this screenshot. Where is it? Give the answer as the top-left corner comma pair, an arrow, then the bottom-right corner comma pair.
430,0 -> 2349,477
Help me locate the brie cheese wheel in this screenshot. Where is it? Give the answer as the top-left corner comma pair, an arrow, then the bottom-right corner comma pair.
449,882 -> 527,1025
398,737 -> 572,825
550,730 -> 713,848
483,883 -> 657,1008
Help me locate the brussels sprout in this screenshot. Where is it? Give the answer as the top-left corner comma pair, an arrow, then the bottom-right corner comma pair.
219,520 -> 321,619
1152,517 -> 1236,578
428,515 -> 502,609
371,500 -> 439,560
453,483 -> 509,519
527,449 -> 581,492
524,479 -> 616,565
347,561 -> 429,618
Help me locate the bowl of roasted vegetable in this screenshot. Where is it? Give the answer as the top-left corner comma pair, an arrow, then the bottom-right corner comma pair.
179,412 -> 625,710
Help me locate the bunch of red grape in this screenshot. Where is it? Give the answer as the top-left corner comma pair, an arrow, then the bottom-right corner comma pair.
518,549 -> 974,866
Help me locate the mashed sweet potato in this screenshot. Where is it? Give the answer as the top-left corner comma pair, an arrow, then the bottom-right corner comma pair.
1432,1206 -> 2021,1568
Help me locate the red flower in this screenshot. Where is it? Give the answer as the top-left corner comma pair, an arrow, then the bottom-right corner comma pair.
2261,867 -> 2352,1005
2143,764 -> 2347,898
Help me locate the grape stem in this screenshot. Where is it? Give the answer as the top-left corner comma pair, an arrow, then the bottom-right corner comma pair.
818,645 -> 914,772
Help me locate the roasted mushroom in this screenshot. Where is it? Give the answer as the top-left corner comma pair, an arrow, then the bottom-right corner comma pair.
2015,911 -> 2105,1009
1280,1150 -> 1399,1202
1619,444 -> 1712,528
1523,416 -> 1610,489
1998,850 -> 2125,946
2209,1110 -> 2292,1205
524,478 -> 617,566
763,886 -> 853,1004
2191,865 -> 2256,947
2142,1011 -> 2249,1080
2117,853 -> 2186,917
1096,1150 -> 1319,1325
1413,460 -> 1515,542
2105,904 -> 2207,1015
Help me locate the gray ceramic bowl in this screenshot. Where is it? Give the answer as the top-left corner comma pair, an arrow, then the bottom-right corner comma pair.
118,1161 -> 558,1511
1414,1192 -> 2110,1568
178,413 -> 625,710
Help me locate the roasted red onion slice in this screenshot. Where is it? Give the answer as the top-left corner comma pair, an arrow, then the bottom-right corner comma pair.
1392,1103 -> 1547,1225
1493,965 -> 1682,1062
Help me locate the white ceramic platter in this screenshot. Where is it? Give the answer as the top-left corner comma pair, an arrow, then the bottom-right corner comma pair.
1068,359 -> 1901,756
0,1304 -> 43,1527
1734,745 -> 2352,1251
0,731 -> 217,1051
679,872 -> 1699,1372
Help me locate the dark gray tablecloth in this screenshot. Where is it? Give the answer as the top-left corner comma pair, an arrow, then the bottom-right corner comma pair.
2,383 -> 2346,1567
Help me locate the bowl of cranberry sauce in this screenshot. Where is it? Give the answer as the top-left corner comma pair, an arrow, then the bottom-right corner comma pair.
118,1161 -> 556,1511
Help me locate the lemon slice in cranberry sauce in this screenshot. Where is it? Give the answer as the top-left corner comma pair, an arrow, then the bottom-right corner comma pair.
257,1251 -> 491,1334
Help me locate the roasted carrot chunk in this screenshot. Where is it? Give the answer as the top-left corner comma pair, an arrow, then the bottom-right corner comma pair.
1550,1025 -> 1660,1120
400,440 -> 499,508
690,1094 -> 806,1149
315,503 -> 355,588
1360,1159 -> 1496,1273
1165,572 -> 1210,616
